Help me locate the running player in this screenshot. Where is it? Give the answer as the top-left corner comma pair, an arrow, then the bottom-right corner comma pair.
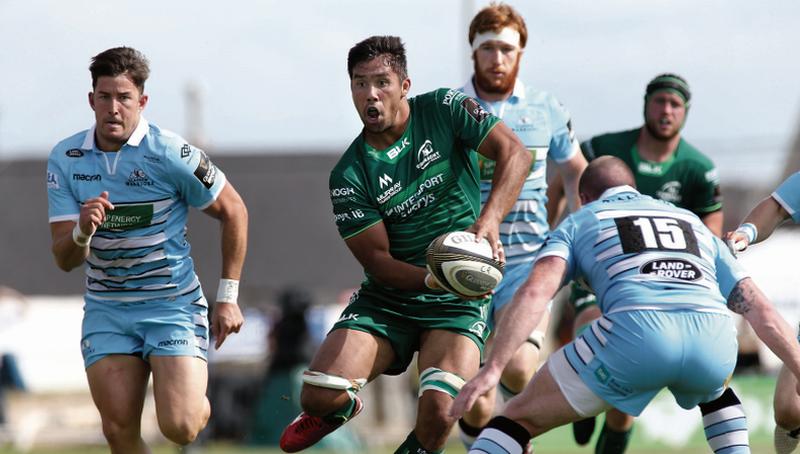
726,171 -> 800,453
566,73 -> 723,452
278,36 -> 531,454
455,4 -> 587,449
47,47 -> 248,453
451,156 -> 800,454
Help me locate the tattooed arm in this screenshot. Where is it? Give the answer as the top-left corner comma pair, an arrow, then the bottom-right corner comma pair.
729,278 -> 800,379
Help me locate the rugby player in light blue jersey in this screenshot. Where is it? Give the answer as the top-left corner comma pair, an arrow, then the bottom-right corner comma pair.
455,4 -> 587,449
47,47 -> 248,453
726,171 -> 800,453
451,157 -> 800,454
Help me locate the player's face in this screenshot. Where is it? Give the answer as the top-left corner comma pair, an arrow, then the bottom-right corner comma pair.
350,57 -> 410,133
89,74 -> 148,151
644,91 -> 686,141
473,40 -> 521,95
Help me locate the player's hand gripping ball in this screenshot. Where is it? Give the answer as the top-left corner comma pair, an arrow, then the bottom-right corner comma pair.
426,231 -> 504,298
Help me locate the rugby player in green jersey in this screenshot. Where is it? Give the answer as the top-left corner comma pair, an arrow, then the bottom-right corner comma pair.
279,36 -> 531,454
566,74 -> 724,453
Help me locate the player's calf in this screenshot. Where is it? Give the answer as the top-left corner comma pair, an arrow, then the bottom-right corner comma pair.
698,388 -> 749,453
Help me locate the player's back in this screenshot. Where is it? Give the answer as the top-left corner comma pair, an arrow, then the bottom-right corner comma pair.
559,187 -> 735,315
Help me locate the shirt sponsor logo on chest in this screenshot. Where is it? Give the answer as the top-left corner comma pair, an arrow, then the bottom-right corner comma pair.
377,173 -> 402,204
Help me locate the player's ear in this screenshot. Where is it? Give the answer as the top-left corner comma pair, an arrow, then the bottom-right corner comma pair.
401,78 -> 411,98
138,93 -> 148,111
88,92 -> 95,111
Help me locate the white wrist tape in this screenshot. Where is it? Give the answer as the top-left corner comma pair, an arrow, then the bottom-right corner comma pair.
737,223 -> 758,244
72,223 -> 92,247
216,279 -> 239,304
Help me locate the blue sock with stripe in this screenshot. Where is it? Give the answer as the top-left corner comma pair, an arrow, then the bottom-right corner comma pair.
698,388 -> 749,453
468,416 -> 531,454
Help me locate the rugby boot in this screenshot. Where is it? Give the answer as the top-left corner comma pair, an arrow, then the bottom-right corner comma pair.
279,395 -> 363,452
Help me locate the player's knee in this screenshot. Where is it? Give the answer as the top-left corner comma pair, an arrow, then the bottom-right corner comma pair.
100,417 -> 140,446
775,406 -> 800,430
299,371 -> 365,416
159,416 -> 204,446
501,350 -> 538,392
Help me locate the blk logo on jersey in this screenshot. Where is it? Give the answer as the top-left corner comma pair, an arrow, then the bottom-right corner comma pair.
416,139 -> 441,170
461,97 -> 490,123
387,137 -> 410,160
65,148 -> 84,158
126,168 -> 154,187
181,144 -> 191,159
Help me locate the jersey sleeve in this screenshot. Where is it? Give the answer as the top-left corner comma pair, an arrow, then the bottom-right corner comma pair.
166,143 -> 227,210
47,151 -> 80,223
691,163 -> 722,214
771,172 -> 800,223
435,88 -> 501,152
546,95 -> 578,163
535,214 -> 579,282
713,236 -> 750,298
330,164 -> 382,240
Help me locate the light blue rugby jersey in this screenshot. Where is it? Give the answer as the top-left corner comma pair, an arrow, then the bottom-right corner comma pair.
47,118 -> 226,303
537,186 -> 748,314
459,79 -> 578,265
772,171 -> 800,223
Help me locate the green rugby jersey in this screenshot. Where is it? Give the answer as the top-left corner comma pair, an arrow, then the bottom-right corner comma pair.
330,88 -> 500,296
581,128 -> 722,215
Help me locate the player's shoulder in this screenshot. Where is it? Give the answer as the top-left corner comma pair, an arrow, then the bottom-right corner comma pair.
412,88 -> 466,109
49,129 -> 90,161
675,138 -> 716,169
331,136 -> 365,181
144,122 -> 191,156
521,85 -> 563,107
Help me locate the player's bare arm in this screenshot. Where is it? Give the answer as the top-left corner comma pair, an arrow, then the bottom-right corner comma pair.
344,221 -> 429,292
50,191 -> 115,271
473,122 -> 531,259
725,196 -> 789,253
728,277 -> 800,385
557,151 -> 588,213
203,182 -> 248,349
450,255 -> 566,418
700,210 -> 723,237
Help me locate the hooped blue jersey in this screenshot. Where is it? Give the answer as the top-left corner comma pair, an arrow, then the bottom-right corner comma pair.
537,186 -> 748,315
47,118 -> 226,303
772,171 -> 800,223
459,79 -> 578,265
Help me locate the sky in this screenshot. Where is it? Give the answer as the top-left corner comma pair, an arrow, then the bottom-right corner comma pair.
1,0 -> 799,182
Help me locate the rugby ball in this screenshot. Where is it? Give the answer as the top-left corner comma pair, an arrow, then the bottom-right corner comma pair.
426,231 -> 504,297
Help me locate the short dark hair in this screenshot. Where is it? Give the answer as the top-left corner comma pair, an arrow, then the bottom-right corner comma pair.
347,36 -> 408,81
89,47 -> 150,92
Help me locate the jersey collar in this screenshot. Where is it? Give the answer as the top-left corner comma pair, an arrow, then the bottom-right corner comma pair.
462,77 -> 526,101
80,117 -> 150,151
600,185 -> 639,200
